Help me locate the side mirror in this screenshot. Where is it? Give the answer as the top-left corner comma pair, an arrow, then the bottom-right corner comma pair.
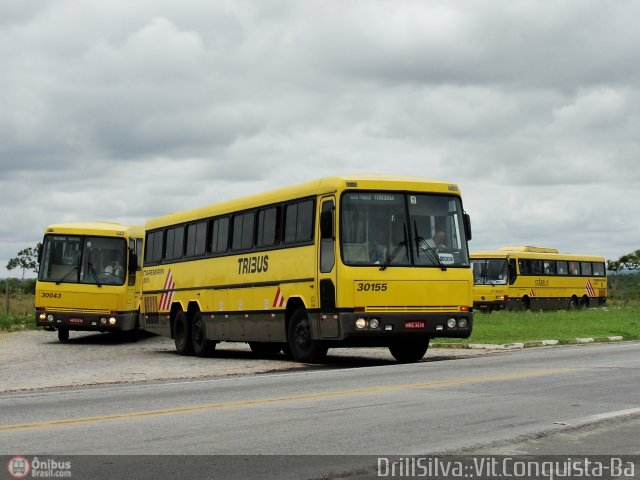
128,251 -> 138,274
463,213 -> 472,241
320,210 -> 334,239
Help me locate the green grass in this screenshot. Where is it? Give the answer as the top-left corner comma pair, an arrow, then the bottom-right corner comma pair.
435,307 -> 640,346
0,292 -> 35,332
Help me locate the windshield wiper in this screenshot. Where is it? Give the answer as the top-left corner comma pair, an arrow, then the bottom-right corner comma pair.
56,265 -> 78,285
414,221 -> 447,271
379,223 -> 408,271
88,262 -> 102,287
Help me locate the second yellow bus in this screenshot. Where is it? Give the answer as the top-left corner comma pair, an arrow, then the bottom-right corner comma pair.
471,246 -> 607,312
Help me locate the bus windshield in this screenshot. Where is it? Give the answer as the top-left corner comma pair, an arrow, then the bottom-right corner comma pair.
472,258 -> 509,285
39,235 -> 127,286
340,191 -> 470,268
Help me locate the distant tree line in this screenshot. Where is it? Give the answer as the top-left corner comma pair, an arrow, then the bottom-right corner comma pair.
607,250 -> 640,272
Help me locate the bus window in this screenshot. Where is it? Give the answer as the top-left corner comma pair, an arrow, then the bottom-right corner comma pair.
568,261 -> 580,276
232,212 -> 255,251
557,261 -> 568,275
284,200 -> 314,244
592,262 -> 605,276
543,260 -> 556,275
211,217 -> 229,254
580,262 -> 592,276
256,207 -> 280,247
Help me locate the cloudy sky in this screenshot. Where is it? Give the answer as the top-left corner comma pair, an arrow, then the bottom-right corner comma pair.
2,0 -> 639,278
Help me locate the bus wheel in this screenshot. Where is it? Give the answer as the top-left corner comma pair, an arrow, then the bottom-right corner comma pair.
579,296 -> 589,309
568,297 -> 579,310
388,338 -> 429,363
287,308 -> 328,363
191,311 -> 216,357
58,328 -> 69,342
174,310 -> 193,356
249,342 -> 282,356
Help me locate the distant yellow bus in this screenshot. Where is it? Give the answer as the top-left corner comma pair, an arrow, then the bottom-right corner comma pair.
35,222 -> 144,341
471,246 -> 607,312
141,175 -> 473,363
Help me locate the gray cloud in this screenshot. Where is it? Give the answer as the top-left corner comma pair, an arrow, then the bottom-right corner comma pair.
2,0 -> 640,276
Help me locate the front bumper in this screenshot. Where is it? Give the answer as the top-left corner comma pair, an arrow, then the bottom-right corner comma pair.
35,310 -> 138,332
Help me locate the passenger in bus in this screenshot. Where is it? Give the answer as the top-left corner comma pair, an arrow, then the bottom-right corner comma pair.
426,230 -> 447,249
104,260 -> 124,277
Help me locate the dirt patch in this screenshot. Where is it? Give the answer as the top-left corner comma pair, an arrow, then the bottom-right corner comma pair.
0,330 -> 496,393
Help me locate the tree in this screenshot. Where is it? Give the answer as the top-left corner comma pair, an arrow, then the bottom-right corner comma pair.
607,249 -> 640,272
6,244 -> 41,279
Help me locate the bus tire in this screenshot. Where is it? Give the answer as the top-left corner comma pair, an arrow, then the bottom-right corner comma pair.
388,338 -> 429,363
174,310 -> 193,356
249,342 -> 282,356
287,308 -> 328,363
58,328 -> 69,342
123,312 -> 140,342
579,296 -> 589,309
568,296 -> 579,310
191,310 -> 216,357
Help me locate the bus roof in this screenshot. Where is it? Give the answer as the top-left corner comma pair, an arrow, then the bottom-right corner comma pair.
145,175 -> 462,230
43,222 -> 144,238
471,246 -> 605,262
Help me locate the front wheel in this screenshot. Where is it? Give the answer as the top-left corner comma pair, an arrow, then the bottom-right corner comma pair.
388,338 -> 430,363
173,310 -> 193,356
58,328 -> 69,342
287,308 -> 327,363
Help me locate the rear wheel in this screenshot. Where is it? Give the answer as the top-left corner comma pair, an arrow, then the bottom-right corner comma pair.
388,338 -> 429,363
579,296 -> 589,309
173,310 -> 193,355
287,308 -> 327,363
57,328 -> 69,342
191,311 -> 216,357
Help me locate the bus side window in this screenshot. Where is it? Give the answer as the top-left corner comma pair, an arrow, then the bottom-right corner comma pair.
508,259 -> 517,285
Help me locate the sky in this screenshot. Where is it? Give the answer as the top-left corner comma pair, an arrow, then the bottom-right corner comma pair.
2,0 -> 639,278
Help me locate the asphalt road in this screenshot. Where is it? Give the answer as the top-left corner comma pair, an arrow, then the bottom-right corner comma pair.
1,342 -> 639,479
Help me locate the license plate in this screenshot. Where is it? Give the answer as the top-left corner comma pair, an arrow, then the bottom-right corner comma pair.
69,318 -> 84,324
404,321 -> 425,329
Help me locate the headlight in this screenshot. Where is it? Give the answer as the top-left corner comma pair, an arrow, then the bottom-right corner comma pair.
446,318 -> 457,329
108,317 -> 117,325
369,318 -> 380,329
100,317 -> 107,324
47,314 -> 55,322
458,318 -> 468,328
355,318 -> 367,329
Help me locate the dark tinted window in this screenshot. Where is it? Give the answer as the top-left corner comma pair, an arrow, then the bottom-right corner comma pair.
211,217 -> 229,254
256,207 -> 280,247
232,212 -> 255,250
185,221 -> 208,257
284,199 -> 314,244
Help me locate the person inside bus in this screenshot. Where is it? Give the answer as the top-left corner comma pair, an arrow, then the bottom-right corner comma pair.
426,229 -> 447,249
104,260 -> 124,277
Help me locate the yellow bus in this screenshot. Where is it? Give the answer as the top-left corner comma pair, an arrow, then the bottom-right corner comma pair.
471,246 -> 607,312
141,175 -> 473,363
35,222 -> 144,342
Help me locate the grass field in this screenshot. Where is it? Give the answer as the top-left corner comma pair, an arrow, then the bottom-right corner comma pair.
2,293 -> 640,345
0,292 -> 34,331
433,306 -> 640,346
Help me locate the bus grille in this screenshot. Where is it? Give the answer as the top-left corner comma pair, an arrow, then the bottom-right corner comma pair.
45,307 -> 112,314
366,305 -> 459,312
